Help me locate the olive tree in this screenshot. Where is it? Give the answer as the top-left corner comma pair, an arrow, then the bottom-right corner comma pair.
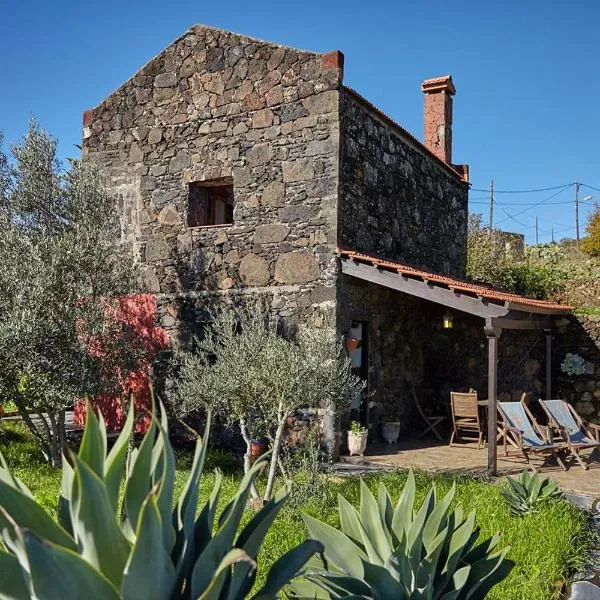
0,122 -> 138,466
175,304 -> 363,502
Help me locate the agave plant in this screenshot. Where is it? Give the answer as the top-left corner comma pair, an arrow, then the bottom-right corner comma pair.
291,471 -> 512,599
0,401 -> 321,599
501,469 -> 560,517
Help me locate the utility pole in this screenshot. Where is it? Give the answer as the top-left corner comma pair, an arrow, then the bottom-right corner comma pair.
489,179 -> 494,234
535,216 -> 539,246
575,182 -> 580,246
551,226 -> 555,244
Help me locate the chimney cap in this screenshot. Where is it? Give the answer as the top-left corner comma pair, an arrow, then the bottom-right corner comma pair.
421,75 -> 455,95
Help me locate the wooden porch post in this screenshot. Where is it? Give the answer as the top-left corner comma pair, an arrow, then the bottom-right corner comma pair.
545,329 -> 552,400
485,324 -> 501,475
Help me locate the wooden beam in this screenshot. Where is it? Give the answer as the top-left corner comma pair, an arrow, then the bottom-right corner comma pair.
489,316 -> 551,330
545,329 -> 552,400
485,327 -> 501,476
341,260 -> 510,319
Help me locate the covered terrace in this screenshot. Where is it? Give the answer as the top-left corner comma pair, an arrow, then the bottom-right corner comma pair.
338,249 -> 574,477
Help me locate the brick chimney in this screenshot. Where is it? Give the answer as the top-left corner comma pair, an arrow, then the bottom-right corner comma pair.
421,75 -> 456,164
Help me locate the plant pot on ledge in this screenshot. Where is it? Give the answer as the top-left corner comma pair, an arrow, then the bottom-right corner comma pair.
347,421 -> 368,456
381,421 -> 401,445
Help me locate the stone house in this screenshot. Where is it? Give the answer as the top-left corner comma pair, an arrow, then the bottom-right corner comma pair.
83,24 -> 571,446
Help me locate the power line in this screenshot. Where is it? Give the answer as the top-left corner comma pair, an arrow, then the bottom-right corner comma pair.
495,186 -> 571,225
582,183 -> 600,194
470,183 -> 573,194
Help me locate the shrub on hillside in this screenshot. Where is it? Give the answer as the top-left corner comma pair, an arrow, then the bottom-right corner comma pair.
582,203 -> 600,257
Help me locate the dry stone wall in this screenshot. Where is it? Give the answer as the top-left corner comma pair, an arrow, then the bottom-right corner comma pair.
82,25 -> 342,345
338,88 -> 468,277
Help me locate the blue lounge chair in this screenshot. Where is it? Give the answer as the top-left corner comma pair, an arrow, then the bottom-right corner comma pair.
539,399 -> 600,470
497,401 -> 566,472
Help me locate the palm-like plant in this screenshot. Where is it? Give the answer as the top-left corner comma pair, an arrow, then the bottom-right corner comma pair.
0,401 -> 321,599
501,470 -> 560,517
291,471 -> 512,599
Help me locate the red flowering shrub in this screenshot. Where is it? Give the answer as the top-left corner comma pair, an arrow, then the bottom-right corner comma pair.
74,294 -> 169,432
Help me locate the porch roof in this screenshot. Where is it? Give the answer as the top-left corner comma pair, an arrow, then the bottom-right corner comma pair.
339,248 -> 572,327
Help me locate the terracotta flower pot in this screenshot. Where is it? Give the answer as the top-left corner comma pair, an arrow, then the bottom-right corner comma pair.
381,422 -> 401,445
345,337 -> 361,352
347,431 -> 368,456
250,439 -> 268,462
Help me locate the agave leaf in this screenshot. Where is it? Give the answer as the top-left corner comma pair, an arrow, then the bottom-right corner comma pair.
358,479 -> 390,564
0,478 -> 76,550
415,524 -> 451,591
377,483 -> 394,540
121,492 -> 176,600
251,539 -> 324,600
422,483 -> 455,553
463,532 -> 502,564
438,565 -> 470,600
104,397 -> 135,513
228,481 -> 292,599
58,454 -> 74,536
193,470 -> 223,558
528,473 -> 543,501
190,457 -> 267,598
406,487 -> 435,569
153,405 -> 176,552
23,530 -> 121,600
506,476 -> 527,499
196,548 -> 256,600
442,510 -> 476,578
78,401 -> 106,478
464,547 -> 513,599
70,455 -> 131,589
362,560 -> 404,597
171,417 -> 211,586
0,551 -> 29,600
301,513 -> 367,578
392,470 -> 416,544
300,573 -> 372,598
124,416 -> 157,538
287,577 -> 331,599
338,494 -> 368,549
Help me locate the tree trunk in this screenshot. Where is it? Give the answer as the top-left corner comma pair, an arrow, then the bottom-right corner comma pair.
239,416 -> 259,500
264,414 -> 287,502
14,401 -> 53,464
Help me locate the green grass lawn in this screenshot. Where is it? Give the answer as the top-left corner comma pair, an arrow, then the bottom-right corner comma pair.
0,421 -> 592,599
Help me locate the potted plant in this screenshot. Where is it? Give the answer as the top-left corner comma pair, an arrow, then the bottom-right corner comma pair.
347,420 -> 368,456
381,403 -> 403,445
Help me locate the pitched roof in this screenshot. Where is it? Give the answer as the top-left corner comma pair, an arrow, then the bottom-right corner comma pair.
342,86 -> 467,183
338,248 -> 572,314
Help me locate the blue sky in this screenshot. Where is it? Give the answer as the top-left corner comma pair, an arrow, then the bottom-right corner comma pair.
1,0 -> 598,243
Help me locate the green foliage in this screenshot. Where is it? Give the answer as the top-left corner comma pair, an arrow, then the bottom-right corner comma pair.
581,203 -> 600,257
467,215 -> 566,300
175,304 -> 364,501
501,470 -> 561,517
349,421 -> 367,434
291,470 -> 512,599
0,425 -> 591,600
0,122 -> 138,465
0,403 -> 320,599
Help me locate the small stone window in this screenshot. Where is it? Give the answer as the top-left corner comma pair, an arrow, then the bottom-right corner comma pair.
187,179 -> 234,227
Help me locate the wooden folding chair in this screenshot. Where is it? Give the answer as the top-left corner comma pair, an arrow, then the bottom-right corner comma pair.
411,387 -> 444,441
450,391 -> 484,449
539,399 -> 600,471
497,401 -> 566,472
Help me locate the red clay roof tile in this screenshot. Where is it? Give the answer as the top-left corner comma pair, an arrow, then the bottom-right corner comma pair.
338,248 -> 572,313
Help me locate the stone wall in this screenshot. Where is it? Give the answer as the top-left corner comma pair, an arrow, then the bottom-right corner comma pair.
337,88 -> 469,277
82,25 -> 343,346
337,275 -> 441,434
555,314 -> 600,420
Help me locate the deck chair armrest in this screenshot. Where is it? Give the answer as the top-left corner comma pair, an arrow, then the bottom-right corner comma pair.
537,424 -> 554,443
586,422 -> 600,441
503,425 -> 524,444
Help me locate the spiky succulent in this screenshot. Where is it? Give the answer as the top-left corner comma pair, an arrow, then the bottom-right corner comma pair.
0,401 -> 321,599
291,471 -> 512,599
501,470 -> 560,517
